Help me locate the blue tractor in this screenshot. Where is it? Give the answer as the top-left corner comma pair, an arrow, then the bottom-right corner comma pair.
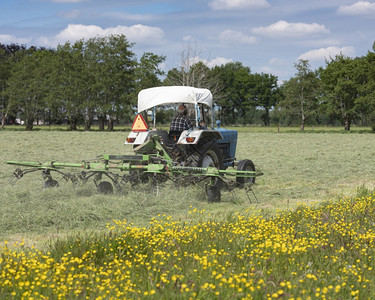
125,86 -> 259,202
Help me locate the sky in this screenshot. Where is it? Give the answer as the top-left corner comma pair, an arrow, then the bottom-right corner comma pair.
1,0 -> 375,82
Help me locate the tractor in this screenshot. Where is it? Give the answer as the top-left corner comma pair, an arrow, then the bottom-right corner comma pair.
125,86 -> 259,201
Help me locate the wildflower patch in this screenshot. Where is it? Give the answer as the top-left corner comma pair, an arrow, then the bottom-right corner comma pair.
1,196 -> 375,299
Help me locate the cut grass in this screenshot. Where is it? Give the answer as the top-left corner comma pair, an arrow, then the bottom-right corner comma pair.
1,129 -> 375,247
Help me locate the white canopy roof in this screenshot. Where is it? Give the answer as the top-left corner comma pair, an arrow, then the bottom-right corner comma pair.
137,86 -> 213,113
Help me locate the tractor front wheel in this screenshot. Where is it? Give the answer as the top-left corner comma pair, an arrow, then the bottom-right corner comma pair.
236,159 -> 256,186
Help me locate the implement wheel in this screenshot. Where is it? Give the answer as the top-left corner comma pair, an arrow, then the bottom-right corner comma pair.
97,181 -> 113,195
236,159 -> 256,186
198,143 -> 224,202
43,179 -> 59,189
184,142 -> 224,202
206,184 -> 221,203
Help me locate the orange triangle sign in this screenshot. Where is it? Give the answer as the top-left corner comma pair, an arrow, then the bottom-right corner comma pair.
131,114 -> 148,132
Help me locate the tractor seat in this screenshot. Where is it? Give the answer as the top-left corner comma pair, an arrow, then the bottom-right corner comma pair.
149,130 -> 176,148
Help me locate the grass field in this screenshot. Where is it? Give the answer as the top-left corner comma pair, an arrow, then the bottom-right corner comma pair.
1,127 -> 374,245
1,127 -> 375,298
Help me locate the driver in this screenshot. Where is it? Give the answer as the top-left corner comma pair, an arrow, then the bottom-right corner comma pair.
169,104 -> 193,141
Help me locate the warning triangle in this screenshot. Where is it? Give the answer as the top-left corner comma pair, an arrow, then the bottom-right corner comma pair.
131,114 -> 148,132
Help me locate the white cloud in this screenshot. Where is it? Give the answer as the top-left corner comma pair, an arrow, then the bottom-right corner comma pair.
252,20 -> 330,38
219,29 -> 257,44
38,24 -> 165,47
205,56 -> 233,67
0,34 -> 32,45
298,46 -> 355,62
191,56 -> 233,68
209,0 -> 269,10
120,24 -> 165,45
49,24 -> 102,44
337,1 -> 375,15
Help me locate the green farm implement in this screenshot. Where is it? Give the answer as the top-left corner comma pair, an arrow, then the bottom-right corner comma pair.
7,136 -> 262,201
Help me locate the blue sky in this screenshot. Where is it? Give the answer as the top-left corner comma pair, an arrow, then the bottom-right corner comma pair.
1,0 -> 375,82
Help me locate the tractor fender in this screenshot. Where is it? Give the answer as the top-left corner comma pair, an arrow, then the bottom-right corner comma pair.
125,129 -> 171,146
124,131 -> 149,145
177,129 -> 223,145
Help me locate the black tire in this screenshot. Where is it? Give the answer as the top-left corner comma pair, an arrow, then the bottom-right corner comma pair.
186,142 -> 224,202
206,184 -> 221,202
236,159 -> 256,186
97,181 -> 113,195
198,142 -> 224,170
129,169 -> 149,186
43,179 -> 59,189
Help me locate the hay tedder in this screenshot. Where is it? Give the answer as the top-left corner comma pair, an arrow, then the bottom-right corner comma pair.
7,86 -> 263,202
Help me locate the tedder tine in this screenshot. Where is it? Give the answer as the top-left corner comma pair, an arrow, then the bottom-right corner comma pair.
8,168 -> 39,186
245,186 -> 260,203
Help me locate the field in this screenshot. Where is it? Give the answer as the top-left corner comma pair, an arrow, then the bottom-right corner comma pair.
1,127 -> 375,298
1,127 -> 374,243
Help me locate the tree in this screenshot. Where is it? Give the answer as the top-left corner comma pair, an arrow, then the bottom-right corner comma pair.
164,41 -> 210,88
249,73 -> 280,126
51,41 -> 88,130
367,46 -> 375,129
165,61 -> 212,88
132,52 -> 166,126
208,62 -> 252,124
135,52 -> 165,92
162,42 -> 228,128
84,35 -> 137,130
6,49 -> 53,130
164,42 -> 226,110
320,55 -> 366,131
0,48 -> 11,129
0,44 -> 28,129
278,60 -> 319,130
355,44 -> 375,129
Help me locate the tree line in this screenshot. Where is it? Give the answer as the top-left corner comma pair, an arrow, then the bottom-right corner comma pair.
280,45 -> 375,131
1,36 -> 374,131
0,35 -> 164,130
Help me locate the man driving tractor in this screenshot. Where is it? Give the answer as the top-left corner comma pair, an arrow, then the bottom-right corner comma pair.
169,104 -> 194,141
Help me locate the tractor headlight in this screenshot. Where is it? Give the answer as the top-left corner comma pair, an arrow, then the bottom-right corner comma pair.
185,137 -> 195,143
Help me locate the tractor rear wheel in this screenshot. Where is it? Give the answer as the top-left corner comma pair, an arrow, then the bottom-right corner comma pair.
236,159 -> 256,186
199,143 -> 224,169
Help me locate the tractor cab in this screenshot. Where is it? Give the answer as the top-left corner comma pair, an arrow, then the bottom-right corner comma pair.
125,86 -> 222,146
